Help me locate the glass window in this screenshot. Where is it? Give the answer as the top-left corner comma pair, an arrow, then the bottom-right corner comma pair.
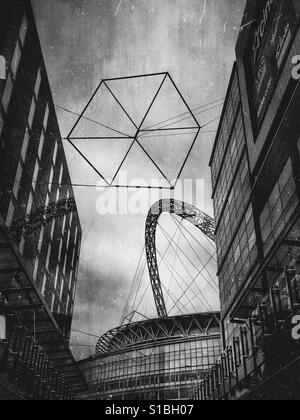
43,103 -> 49,130
211,73 -> 241,190
26,192 -> 33,216
63,253 -> 67,275
259,159 -> 297,254
69,270 -> 73,289
54,266 -> 59,289
66,229 -> 71,250
213,110 -> 247,226
33,257 -> 39,281
0,112 -> 4,145
53,141 -> 58,165
45,244 -> 51,270
48,166 -> 54,191
0,316 -> 6,340
34,69 -> 42,98
11,41 -> 21,78
45,193 -> 50,208
41,274 -> 47,296
69,211 -> 73,228
71,248 -> 76,267
0,55 -> 5,80
2,74 -> 14,113
21,129 -> 30,161
50,219 -> 56,241
219,204 -> 258,314
38,132 -> 45,159
74,226 -> 78,244
32,160 -> 39,190
51,294 -> 55,312
19,14 -> 29,46
59,164 -> 63,185
28,97 -> 36,129
38,226 -> 44,252
66,295 -> 70,314
58,238 -> 63,261
62,215 -> 67,234
5,200 -> 15,227
13,161 -> 23,197
56,188 -> 60,203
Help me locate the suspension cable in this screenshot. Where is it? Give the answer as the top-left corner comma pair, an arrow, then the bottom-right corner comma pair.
158,222 -> 218,296
157,248 -> 201,313
171,215 -> 219,291
158,248 -> 210,313
158,223 -> 214,312
130,220 -> 183,316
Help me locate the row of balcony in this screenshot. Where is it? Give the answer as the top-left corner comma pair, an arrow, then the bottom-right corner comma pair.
191,269 -> 300,400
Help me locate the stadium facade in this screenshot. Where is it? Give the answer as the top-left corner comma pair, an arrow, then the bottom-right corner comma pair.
79,313 -> 221,400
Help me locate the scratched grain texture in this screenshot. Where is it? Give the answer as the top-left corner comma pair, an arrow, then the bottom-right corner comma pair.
31,0 -> 246,359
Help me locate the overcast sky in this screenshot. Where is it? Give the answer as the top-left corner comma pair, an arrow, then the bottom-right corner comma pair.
31,0 -> 246,359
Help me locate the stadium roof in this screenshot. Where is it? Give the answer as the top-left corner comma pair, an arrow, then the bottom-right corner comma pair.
94,312 -> 220,357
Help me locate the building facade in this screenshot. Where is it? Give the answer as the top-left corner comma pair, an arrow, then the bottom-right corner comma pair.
197,0 -> 300,400
0,0 -> 86,399
0,0 -> 81,338
79,313 -> 221,400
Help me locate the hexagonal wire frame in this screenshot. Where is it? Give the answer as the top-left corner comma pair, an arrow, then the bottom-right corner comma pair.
66,72 -> 201,190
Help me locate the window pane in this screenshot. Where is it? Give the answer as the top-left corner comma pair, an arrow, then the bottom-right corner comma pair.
43,103 -> 49,130
2,74 -> 14,113
38,226 -> 44,252
32,160 -> 39,190
11,42 -> 21,77
38,132 -> 45,159
33,257 -> 39,281
53,141 -> 58,164
46,244 -> 51,270
34,68 -> 42,98
28,97 -> 36,129
26,192 -> 33,216
0,111 -> 4,140
41,275 -> 47,296
48,166 -> 54,191
21,129 -> 30,161
19,14 -> 29,46
5,200 -> 15,227
13,161 -> 23,197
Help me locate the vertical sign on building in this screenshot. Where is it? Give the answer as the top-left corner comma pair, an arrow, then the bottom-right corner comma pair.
245,0 -> 298,131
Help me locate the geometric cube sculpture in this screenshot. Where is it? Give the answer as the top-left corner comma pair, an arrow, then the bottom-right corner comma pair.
67,72 -> 201,189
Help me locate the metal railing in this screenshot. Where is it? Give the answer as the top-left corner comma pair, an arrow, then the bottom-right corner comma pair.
191,269 -> 300,400
0,319 -> 76,400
